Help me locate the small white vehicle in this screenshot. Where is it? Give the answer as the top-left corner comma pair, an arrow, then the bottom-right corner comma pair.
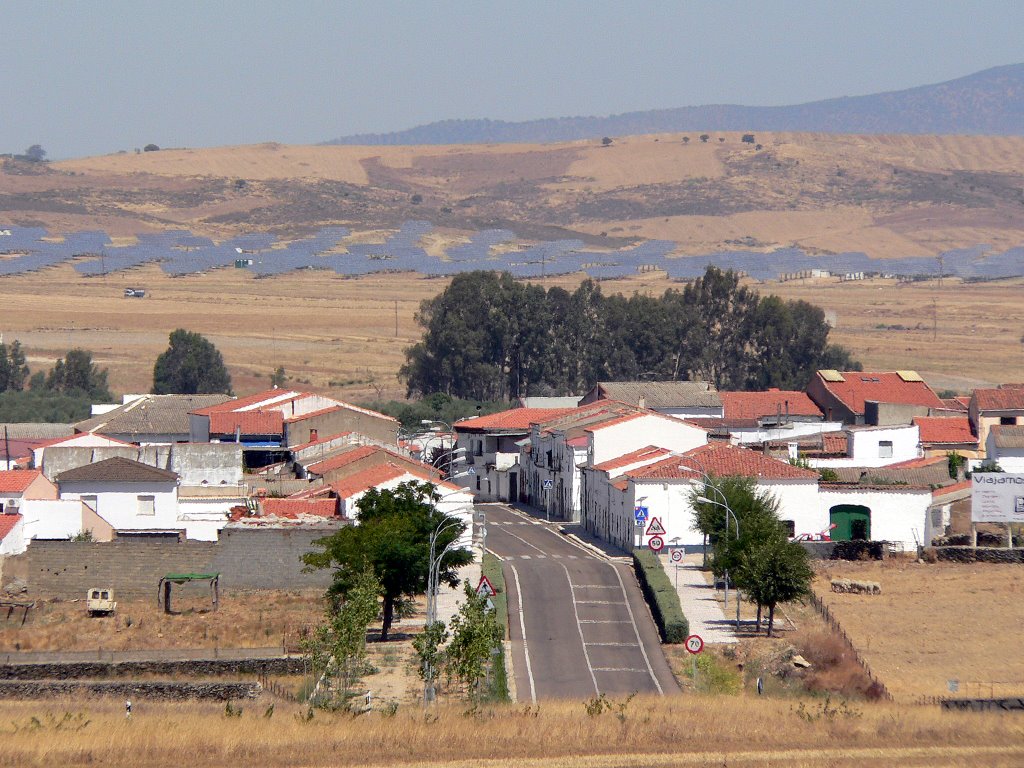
87,588 -> 117,616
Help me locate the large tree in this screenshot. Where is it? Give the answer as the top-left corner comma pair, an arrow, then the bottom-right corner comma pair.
44,349 -> 112,401
302,481 -> 473,640
0,341 -> 29,392
739,537 -> 814,637
401,266 -> 859,399
152,329 -> 232,395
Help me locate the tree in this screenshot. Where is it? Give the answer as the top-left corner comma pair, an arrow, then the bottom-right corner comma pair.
742,134 -> 756,144
304,568 -> 381,708
152,329 -> 232,395
699,134 -> 710,143
682,136 -> 690,144
143,144 -> 160,152
739,537 -> 813,637
23,144 -> 46,162
270,365 -> 286,388
446,583 -> 504,700
45,349 -> 112,401
303,481 -> 473,641
0,340 -> 29,392
601,137 -> 613,146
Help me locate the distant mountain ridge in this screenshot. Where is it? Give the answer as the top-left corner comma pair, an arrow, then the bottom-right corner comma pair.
326,64 -> 1024,145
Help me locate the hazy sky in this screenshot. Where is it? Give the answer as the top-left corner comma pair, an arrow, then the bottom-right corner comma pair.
3,1 -> 1023,159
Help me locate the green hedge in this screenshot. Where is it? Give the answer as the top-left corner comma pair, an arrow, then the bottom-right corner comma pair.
633,549 -> 689,644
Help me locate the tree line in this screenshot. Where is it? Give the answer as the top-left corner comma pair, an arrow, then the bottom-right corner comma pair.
401,267 -> 861,401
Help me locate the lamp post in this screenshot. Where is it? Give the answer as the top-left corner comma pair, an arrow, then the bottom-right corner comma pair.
423,513 -> 467,705
421,420 -> 455,478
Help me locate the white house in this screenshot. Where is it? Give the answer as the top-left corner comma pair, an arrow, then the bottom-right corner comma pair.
19,499 -> 115,546
801,424 -> 921,468
582,443 -> 822,552
454,407 -> 575,503
55,457 -> 181,535
984,425 -> 1024,472
818,485 -> 933,552
712,390 -> 841,445
0,514 -> 24,556
523,402 -> 708,523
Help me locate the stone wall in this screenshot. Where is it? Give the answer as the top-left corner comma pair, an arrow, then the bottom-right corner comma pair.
7,526 -> 336,599
930,546 -> 1024,564
0,657 -> 304,680
0,680 -> 259,700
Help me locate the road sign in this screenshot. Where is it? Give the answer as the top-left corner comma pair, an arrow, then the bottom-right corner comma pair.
542,479 -> 553,490
645,516 -> 666,537
467,467 -> 477,475
633,505 -> 649,523
685,634 -> 704,655
648,535 -> 665,553
476,575 -> 496,598
670,549 -> 683,563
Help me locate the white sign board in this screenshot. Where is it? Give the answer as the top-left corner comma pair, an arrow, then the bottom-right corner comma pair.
971,474 -> 1024,523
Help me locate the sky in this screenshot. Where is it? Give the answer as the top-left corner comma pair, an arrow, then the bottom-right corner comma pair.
3,1 -> 1023,159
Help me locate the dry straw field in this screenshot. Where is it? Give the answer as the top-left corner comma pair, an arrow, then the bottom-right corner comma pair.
1,262 -> 1020,402
814,560 -> 1024,701
0,695 -> 1022,768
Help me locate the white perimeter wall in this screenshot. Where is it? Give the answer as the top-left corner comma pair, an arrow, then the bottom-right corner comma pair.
819,488 -> 930,551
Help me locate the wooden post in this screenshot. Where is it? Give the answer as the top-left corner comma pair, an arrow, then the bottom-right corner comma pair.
163,580 -> 173,614
971,523 -> 978,549
1007,523 -> 1014,550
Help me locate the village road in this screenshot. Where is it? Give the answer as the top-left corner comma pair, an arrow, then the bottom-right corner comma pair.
482,503 -> 678,701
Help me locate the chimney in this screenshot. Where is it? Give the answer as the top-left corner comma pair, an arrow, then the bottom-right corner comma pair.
310,429 -> 318,443
787,442 -> 798,461
638,396 -> 646,410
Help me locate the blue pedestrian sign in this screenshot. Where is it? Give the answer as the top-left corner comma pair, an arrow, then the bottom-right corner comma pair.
633,505 -> 649,523
542,479 -> 553,490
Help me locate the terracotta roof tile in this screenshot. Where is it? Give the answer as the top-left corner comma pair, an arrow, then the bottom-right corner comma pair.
719,390 -> 822,421
288,431 -> 352,452
307,445 -> 380,475
913,417 -> 977,445
0,470 -> 43,493
973,386 -> 1024,411
592,446 -> 672,473
816,371 -> 943,415
933,479 -> 972,499
192,390 -> 300,416
455,407 -> 576,432
209,410 -> 284,435
629,443 -> 818,481
332,464 -> 409,499
0,513 -> 22,541
260,498 -> 337,518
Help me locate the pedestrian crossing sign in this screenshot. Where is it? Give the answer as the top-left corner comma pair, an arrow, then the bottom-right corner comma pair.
645,517 -> 667,537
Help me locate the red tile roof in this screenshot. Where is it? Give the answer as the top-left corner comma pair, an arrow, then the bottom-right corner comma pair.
629,443 -> 818,482
260,498 -> 337,518
940,397 -> 970,412
333,463 -> 408,499
816,371 -> 943,415
973,386 -> 1024,411
592,446 -> 671,473
455,407 -> 577,432
719,390 -> 822,422
932,479 -> 972,499
193,389 -> 300,416
914,417 -> 977,445
0,470 -> 43,493
208,409 -> 284,435
307,445 -> 381,475
0,513 -> 22,541
288,431 -> 352,452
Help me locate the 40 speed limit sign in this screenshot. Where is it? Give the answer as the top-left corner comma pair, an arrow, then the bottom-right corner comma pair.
685,634 -> 704,655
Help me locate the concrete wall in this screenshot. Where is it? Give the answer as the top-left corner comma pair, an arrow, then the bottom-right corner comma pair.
7,525 -> 338,599
58,480 -> 179,531
42,444 -> 243,486
286,408 -> 397,447
819,487 -> 931,551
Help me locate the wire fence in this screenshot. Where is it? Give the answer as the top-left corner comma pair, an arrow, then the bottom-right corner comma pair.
808,591 -> 893,701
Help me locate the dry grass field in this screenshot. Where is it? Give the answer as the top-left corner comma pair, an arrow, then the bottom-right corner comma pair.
0,590 -> 326,653
0,694 -> 1021,768
814,559 -> 1024,701
1,263 -> 1019,402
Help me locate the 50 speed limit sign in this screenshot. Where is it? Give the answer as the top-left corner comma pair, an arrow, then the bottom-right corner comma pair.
685,634 -> 704,655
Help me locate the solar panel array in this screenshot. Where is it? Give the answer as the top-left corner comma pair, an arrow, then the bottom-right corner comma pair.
1,224 -> 1022,281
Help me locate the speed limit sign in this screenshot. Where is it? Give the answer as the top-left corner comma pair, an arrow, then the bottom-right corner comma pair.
685,634 -> 704,655
670,549 -> 683,563
648,535 -> 665,552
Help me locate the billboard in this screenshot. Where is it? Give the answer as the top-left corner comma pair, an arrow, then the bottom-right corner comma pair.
971,473 -> 1024,523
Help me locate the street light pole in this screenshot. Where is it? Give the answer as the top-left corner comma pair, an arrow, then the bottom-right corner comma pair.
424,516 -> 465,705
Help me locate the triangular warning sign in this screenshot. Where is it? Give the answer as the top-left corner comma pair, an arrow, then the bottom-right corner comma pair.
645,516 -> 667,537
476,575 -> 497,598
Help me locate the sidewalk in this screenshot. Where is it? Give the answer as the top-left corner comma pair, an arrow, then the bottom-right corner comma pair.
433,553 -> 482,625
661,554 -> 737,644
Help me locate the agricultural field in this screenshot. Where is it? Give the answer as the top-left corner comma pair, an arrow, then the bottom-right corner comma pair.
0,262 -> 1020,403
813,559 -> 1024,701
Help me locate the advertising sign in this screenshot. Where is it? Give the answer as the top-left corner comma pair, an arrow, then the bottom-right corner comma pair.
971,473 -> 1024,523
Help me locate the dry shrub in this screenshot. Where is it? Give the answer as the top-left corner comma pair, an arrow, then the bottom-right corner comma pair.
797,631 -> 878,699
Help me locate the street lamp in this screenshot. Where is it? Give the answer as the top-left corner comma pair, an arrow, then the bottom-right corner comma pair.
421,420 -> 456,477
423,514 -> 468,705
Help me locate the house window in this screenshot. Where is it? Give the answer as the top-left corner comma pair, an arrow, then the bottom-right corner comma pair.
137,495 -> 156,516
878,440 -> 893,459
546,450 -> 553,469
475,440 -> 483,457
82,495 -> 98,511
1001,416 -> 1017,425
475,476 -> 481,491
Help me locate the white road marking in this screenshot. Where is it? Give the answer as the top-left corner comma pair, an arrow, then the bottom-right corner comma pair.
610,563 -> 663,695
585,642 -> 641,647
575,600 -> 627,606
508,563 -> 536,705
561,562 -> 600,695
592,668 -> 646,673
520,555 -> 531,560
579,619 -> 632,624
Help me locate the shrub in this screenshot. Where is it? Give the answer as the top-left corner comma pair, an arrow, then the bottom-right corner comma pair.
632,549 -> 688,643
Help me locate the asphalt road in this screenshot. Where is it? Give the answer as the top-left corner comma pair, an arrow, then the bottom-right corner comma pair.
482,503 -> 678,701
